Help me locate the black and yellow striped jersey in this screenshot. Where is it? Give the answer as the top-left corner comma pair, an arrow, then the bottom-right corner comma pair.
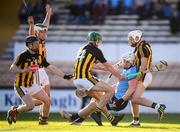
134,40 -> 152,70
14,50 -> 50,88
39,40 -> 46,59
74,43 -> 107,79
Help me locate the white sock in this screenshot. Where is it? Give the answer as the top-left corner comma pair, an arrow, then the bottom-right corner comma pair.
155,104 -> 160,111
133,120 -> 139,124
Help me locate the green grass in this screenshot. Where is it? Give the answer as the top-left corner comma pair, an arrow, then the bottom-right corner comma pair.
1,113 -> 180,132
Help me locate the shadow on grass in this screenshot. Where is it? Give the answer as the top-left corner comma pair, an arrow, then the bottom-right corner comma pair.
1,112 -> 180,125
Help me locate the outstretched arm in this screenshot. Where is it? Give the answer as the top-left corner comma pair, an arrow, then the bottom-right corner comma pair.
42,4 -> 52,29
102,62 -> 125,80
92,63 -> 108,71
28,16 -> 35,35
46,65 -> 73,80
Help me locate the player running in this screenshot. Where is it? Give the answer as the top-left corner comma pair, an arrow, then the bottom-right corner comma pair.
28,4 -> 52,124
7,35 -> 73,125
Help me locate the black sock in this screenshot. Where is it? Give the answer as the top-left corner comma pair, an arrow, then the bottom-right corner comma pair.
71,113 -> 84,122
133,117 -> 139,121
151,102 -> 157,109
71,113 -> 80,121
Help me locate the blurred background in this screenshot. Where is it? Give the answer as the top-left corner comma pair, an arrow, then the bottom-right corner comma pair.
0,0 -> 180,114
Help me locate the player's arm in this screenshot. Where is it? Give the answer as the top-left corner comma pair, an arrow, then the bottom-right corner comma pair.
122,79 -> 137,101
140,57 -> 148,72
114,78 -> 137,107
28,16 -> 35,35
46,65 -> 73,80
102,62 -> 125,80
42,4 -> 52,29
96,48 -> 125,80
42,57 -> 73,80
92,63 -> 108,71
113,60 -> 123,69
10,55 -> 37,73
10,64 -> 24,73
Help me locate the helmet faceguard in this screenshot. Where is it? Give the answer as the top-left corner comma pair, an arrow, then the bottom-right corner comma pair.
128,30 -> 143,47
34,23 -> 47,32
121,52 -> 135,65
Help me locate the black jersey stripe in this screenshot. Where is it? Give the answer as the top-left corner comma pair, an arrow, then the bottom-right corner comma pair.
16,86 -> 25,98
82,53 -> 93,78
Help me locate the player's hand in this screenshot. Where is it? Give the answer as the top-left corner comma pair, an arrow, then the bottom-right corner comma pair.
114,98 -> 125,108
136,71 -> 144,81
46,4 -> 52,15
63,74 -> 73,80
28,16 -> 34,25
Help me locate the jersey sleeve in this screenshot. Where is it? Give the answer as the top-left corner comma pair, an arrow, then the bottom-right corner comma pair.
15,54 -> 24,67
42,57 -> 50,68
139,44 -> 151,58
95,48 -> 107,63
127,66 -> 138,80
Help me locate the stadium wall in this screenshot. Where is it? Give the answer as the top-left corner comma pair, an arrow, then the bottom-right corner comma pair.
14,42 -> 180,63
0,87 -> 180,113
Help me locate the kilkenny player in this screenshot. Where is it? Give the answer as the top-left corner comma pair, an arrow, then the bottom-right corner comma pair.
61,32 -> 125,126
28,4 -> 52,123
7,35 -> 73,125
128,30 -> 166,126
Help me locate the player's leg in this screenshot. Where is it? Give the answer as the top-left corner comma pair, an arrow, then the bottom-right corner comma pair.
132,82 -> 166,121
38,68 -> 51,121
65,78 -> 114,125
91,80 -> 115,110
130,83 -> 145,126
91,91 -> 124,126
130,72 -> 152,126
7,86 -> 35,124
61,99 -> 97,125
32,88 -> 51,125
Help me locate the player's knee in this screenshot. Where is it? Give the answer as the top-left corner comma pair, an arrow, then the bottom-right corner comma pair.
91,101 -> 97,109
131,97 -> 138,104
26,102 -> 35,111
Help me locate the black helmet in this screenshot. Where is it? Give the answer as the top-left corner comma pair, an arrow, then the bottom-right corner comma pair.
25,35 -> 39,46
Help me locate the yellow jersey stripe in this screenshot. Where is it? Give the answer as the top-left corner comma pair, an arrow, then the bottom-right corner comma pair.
26,62 -> 33,87
39,43 -> 43,56
21,62 -> 28,87
82,54 -> 92,78
139,43 -> 145,57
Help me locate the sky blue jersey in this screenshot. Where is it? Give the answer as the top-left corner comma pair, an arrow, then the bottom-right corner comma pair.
115,65 -> 137,99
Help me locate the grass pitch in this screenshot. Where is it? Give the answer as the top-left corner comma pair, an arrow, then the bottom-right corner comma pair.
0,113 -> 180,132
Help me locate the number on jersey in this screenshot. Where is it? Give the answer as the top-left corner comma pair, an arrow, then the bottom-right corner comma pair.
77,49 -> 86,61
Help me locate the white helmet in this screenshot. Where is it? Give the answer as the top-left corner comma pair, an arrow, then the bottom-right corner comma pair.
128,30 -> 143,44
121,52 -> 135,65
